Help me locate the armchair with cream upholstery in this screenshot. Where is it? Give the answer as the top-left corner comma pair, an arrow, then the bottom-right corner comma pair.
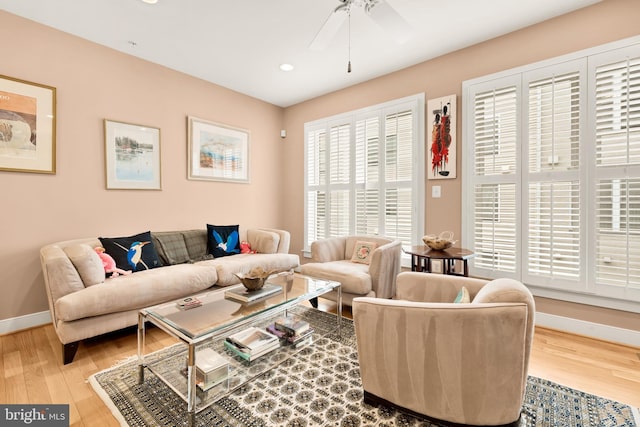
300,235 -> 402,305
352,272 -> 535,426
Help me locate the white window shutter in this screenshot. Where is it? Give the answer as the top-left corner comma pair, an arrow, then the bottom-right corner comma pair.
469,84 -> 519,276
593,53 -> 640,293
525,70 -> 582,284
304,95 -> 425,255
463,37 -> 640,304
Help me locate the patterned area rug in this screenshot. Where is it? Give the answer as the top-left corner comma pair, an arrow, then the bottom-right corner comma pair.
90,307 -> 639,426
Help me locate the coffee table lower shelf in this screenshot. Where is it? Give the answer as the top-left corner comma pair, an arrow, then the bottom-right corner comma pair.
141,330 -> 322,414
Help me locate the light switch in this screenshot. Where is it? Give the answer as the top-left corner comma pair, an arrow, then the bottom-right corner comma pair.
432,185 -> 441,198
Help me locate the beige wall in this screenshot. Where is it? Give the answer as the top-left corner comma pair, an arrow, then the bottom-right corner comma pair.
2,0 -> 640,333
0,11 -> 285,321
282,0 -> 640,331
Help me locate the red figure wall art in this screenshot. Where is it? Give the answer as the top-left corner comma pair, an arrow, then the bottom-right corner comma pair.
427,95 -> 456,180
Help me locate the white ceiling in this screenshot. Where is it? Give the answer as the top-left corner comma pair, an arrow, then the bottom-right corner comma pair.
0,0 -> 600,107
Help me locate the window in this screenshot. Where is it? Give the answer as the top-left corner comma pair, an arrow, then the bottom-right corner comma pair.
463,37 -> 640,304
304,95 -> 425,258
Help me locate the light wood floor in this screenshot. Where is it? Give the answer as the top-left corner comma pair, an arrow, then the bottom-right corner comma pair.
1,300 -> 639,427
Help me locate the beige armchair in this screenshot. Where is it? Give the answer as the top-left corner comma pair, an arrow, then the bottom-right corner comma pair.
300,235 -> 402,305
352,272 -> 535,426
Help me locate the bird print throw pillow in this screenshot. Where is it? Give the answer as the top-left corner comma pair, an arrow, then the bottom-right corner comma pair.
207,224 -> 240,258
99,231 -> 162,273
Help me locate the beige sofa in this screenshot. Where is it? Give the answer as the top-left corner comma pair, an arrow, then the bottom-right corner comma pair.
353,272 -> 535,426
300,235 -> 402,305
40,228 -> 299,364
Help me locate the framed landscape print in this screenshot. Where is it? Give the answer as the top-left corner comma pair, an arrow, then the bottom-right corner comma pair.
188,116 -> 250,183
0,74 -> 56,174
104,119 -> 161,190
427,95 -> 456,180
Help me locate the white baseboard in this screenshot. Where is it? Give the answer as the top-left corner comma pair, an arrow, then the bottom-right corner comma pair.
1,310 -> 638,349
536,312 -> 640,347
0,311 -> 51,335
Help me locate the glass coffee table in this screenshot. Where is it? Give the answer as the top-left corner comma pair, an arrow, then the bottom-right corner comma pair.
137,272 -> 341,426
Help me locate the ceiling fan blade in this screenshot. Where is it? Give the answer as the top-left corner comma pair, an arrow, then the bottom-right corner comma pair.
309,7 -> 348,51
367,1 -> 413,44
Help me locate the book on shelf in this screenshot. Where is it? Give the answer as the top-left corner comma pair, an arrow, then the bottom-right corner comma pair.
224,338 -> 280,362
286,328 -> 314,344
226,326 -> 279,354
289,333 -> 314,349
274,315 -> 310,336
266,321 -> 314,347
265,324 -> 288,339
195,348 -> 229,387
224,283 -> 282,303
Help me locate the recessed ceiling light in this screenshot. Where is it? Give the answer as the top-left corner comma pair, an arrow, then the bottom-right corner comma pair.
279,63 -> 294,72
141,0 -> 158,4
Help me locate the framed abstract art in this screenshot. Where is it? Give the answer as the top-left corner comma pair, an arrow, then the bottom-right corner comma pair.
187,116 -> 250,183
427,95 -> 456,180
0,74 -> 56,174
104,119 -> 161,190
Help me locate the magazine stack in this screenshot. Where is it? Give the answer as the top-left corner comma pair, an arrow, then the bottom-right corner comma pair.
269,315 -> 314,347
224,327 -> 280,362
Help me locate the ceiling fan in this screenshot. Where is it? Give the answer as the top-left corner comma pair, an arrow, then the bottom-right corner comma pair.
309,0 -> 413,52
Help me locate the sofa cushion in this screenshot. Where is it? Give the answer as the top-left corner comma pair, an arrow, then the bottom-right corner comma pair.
344,236 -> 393,260
63,244 -> 106,287
207,224 -> 241,258
198,253 -> 300,286
453,286 -> 470,303
247,229 -> 280,254
300,261 -> 371,295
153,232 -> 190,265
350,241 -> 377,264
54,264 -> 218,322
181,230 -> 209,261
42,246 -> 88,301
99,231 -> 162,273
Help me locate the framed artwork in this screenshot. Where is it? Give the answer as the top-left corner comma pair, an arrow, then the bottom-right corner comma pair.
188,116 -> 250,183
427,95 -> 456,180
104,119 -> 161,190
0,74 -> 56,174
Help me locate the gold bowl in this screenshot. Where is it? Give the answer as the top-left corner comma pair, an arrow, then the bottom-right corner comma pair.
422,231 -> 456,251
234,267 -> 280,291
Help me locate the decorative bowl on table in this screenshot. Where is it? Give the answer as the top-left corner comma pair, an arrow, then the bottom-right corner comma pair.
422,231 -> 457,251
234,267 -> 281,291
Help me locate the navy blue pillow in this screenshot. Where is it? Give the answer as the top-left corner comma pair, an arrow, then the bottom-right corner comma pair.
207,224 -> 240,258
99,231 -> 162,273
